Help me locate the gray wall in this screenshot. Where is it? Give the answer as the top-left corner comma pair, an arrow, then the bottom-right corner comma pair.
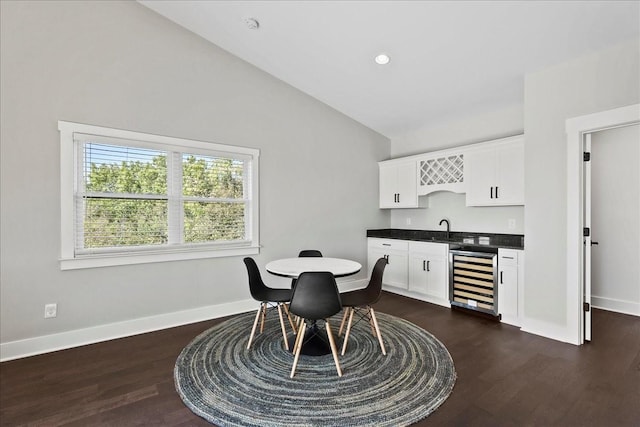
591,125 -> 639,315
523,39 -> 639,331
0,1 -> 389,348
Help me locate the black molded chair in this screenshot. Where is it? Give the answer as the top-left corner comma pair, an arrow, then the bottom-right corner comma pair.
288,271 -> 343,378
291,250 -> 323,289
244,257 -> 296,351
298,249 -> 323,257
338,257 -> 387,356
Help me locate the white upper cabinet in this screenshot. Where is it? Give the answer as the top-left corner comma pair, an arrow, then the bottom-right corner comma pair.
465,135 -> 524,206
379,160 -> 418,208
378,134 -> 524,209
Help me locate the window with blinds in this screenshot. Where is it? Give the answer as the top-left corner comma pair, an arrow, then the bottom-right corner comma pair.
59,121 -> 259,269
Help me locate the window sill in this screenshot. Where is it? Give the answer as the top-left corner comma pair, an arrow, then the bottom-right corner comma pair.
59,246 -> 260,270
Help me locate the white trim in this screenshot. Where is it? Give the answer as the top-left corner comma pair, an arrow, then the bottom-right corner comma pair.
565,103 -> 640,345
382,286 -> 452,309
59,121 -> 259,157
0,299 -> 257,362
58,120 -> 260,269
0,278 -> 367,361
60,245 -> 259,270
591,296 -> 640,317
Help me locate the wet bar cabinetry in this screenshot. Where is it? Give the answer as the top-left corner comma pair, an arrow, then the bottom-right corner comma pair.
378,160 -> 418,208
408,242 -> 449,306
417,150 -> 466,196
497,248 -> 524,326
378,134 -> 524,208
368,238 -> 449,308
367,238 -> 408,288
367,231 -> 525,324
465,135 -> 524,206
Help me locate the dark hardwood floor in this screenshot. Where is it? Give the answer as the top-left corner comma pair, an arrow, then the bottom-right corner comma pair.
1,292 -> 639,426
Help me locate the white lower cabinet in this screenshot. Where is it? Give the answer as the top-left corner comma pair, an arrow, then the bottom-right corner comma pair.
367,238 -> 408,289
497,249 -> 524,326
368,238 -> 449,307
369,238 -> 523,325
408,242 -> 449,306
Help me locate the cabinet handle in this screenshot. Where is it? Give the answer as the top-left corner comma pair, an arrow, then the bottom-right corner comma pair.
500,271 -> 504,284
382,243 -> 391,246
397,193 -> 400,203
427,260 -> 430,272
490,187 -> 494,199
496,186 -> 499,199
423,260 -> 426,271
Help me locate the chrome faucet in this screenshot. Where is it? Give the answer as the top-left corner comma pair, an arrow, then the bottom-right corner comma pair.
439,219 -> 450,240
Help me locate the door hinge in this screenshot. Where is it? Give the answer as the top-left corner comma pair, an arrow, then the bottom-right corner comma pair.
583,152 -> 591,161
583,302 -> 591,312
583,227 -> 590,237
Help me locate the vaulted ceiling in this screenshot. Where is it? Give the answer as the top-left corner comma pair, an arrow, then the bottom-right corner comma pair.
139,1 -> 640,139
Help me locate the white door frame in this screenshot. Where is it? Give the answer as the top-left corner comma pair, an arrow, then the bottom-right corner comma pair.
566,103 -> 640,345
583,133 -> 592,342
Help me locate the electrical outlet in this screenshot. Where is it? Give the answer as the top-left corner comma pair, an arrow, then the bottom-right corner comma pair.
508,219 -> 516,230
44,303 -> 57,318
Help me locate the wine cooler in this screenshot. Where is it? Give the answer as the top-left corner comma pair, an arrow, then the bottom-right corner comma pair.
449,248 -> 498,316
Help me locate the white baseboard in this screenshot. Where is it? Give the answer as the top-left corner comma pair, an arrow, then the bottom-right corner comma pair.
381,285 -> 451,309
591,296 -> 640,317
0,299 -> 255,362
381,285 -> 581,345
0,277 -> 369,362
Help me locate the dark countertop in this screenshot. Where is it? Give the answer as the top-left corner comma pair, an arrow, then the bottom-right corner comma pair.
367,228 -> 524,250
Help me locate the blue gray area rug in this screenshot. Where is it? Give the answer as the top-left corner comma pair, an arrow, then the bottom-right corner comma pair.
175,311 -> 456,427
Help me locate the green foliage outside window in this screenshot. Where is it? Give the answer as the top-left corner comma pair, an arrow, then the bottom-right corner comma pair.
82,151 -> 245,249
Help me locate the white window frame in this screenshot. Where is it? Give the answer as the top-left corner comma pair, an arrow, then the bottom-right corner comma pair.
59,121 -> 259,270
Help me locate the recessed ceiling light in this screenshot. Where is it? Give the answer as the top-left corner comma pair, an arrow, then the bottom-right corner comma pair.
375,54 -> 390,65
244,17 -> 259,30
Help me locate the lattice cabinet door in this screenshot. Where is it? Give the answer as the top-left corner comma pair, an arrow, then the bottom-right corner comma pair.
418,154 -> 465,195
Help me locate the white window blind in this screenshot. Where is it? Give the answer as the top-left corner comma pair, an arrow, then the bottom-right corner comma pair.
78,141 -> 169,252
59,122 -> 259,269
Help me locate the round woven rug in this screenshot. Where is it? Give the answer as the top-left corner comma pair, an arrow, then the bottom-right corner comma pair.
175,311 -> 456,427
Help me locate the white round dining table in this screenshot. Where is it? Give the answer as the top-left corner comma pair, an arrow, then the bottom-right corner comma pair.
265,257 -> 361,279
265,256 -> 361,357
